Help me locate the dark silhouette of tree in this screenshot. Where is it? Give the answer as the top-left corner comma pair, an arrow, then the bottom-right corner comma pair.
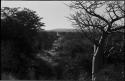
68,1 -> 124,81
1,7 -> 45,79
1,7 -> 44,53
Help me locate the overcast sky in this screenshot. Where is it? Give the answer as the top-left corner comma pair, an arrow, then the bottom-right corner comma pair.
1,1 -> 74,30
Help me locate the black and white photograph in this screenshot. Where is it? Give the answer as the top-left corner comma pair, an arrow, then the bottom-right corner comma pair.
1,0 -> 125,81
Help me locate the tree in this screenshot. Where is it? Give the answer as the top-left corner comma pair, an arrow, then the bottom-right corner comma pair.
68,1 -> 124,81
1,7 -> 45,79
1,7 -> 44,53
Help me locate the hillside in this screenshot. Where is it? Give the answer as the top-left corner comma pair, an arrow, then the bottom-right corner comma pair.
46,28 -> 77,32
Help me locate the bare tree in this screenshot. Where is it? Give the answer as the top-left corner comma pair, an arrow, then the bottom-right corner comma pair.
68,1 -> 125,81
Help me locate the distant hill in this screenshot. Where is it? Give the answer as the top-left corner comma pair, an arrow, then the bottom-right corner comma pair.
46,28 -> 78,32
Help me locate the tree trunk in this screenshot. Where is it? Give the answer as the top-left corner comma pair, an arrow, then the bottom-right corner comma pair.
92,46 -> 103,81
92,34 -> 108,81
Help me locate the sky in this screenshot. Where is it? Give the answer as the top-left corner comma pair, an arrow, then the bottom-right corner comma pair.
1,1 -> 74,30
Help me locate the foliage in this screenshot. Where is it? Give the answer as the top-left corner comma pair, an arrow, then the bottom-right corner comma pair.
52,32 -> 93,80
1,7 -> 44,53
1,7 -> 48,79
1,3 -> 124,80
35,31 -> 58,51
52,31 -> 124,80
104,32 -> 124,65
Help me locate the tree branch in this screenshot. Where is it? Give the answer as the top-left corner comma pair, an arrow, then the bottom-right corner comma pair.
111,26 -> 125,31
78,2 -> 110,26
111,16 -> 125,24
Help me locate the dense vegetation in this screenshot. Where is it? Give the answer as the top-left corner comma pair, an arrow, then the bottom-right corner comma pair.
51,31 -> 124,81
1,7 -> 57,79
1,7 -> 124,81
